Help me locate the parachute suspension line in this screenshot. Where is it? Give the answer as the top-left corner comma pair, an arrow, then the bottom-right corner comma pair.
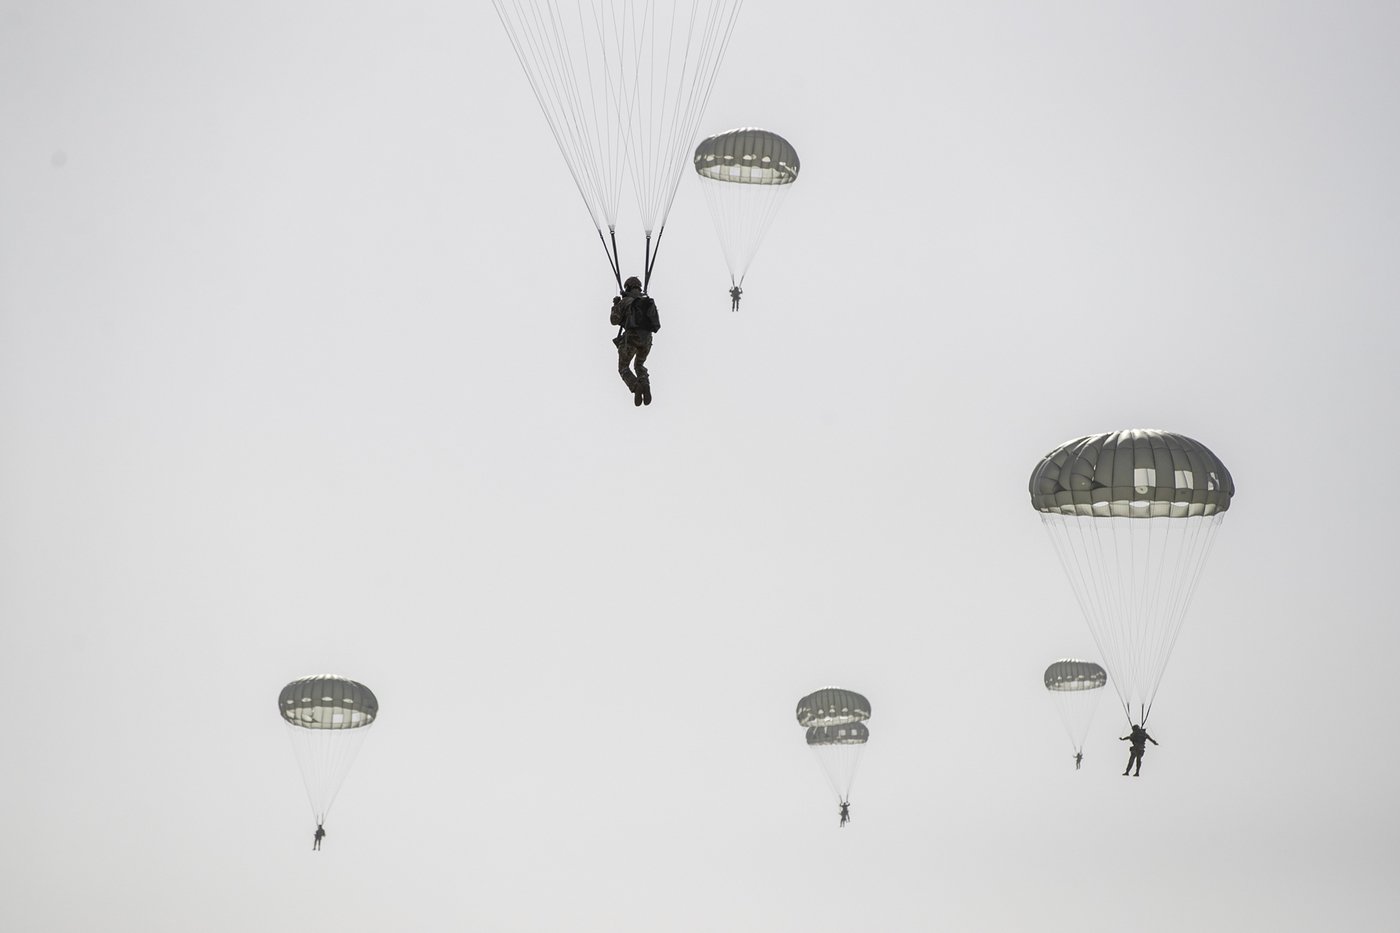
286,723 -> 371,826
1141,514 -> 1224,724
495,3 -> 602,221
697,175 -> 793,287
1047,515 -> 1137,724
599,228 -> 622,290
643,226 -> 665,291
623,0 -> 744,234
492,0 -> 634,253
1042,514 -> 1132,723
810,744 -> 863,802
1044,513 -> 1224,726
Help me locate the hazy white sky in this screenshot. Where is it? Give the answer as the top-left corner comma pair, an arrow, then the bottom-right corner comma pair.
2,2 -> 1398,931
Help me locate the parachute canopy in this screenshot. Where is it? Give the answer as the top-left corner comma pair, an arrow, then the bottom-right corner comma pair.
1031,429 -> 1234,724
796,688 -> 870,727
694,129 -> 800,185
797,688 -> 870,804
1042,659 -> 1106,759
1043,659 -> 1107,693
279,675 -> 378,826
1030,429 -> 1234,518
694,127 -> 800,296
279,675 -> 378,729
806,722 -> 869,746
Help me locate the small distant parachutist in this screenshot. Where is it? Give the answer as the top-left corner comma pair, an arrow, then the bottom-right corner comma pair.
279,675 -> 378,852
838,800 -> 851,828
695,129 -> 800,308
1120,724 -> 1158,776
1044,660 -> 1107,770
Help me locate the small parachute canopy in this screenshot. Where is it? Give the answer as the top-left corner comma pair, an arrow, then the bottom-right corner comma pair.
694,128 -> 800,185
279,675 -> 378,730
1029,429 -> 1234,518
694,127 -> 800,299
806,722 -> 869,746
1043,659 -> 1106,758
1044,659 -> 1108,693
796,688 -> 870,727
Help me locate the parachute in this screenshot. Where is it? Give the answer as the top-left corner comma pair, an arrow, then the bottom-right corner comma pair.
796,688 -> 869,806
694,128 -> 800,306
278,674 -> 378,827
1030,429 -> 1234,724
491,0 -> 744,291
1043,659 -> 1107,763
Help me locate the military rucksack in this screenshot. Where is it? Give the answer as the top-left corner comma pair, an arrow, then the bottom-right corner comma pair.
623,295 -> 657,332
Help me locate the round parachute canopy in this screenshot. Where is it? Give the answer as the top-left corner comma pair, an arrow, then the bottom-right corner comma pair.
279,675 -> 378,730
806,722 -> 869,746
1031,429 -> 1234,723
693,127 -> 800,295
1029,429 -> 1233,518
694,129 -> 800,185
1043,659 -> 1107,757
1044,659 -> 1107,692
796,688 -> 870,727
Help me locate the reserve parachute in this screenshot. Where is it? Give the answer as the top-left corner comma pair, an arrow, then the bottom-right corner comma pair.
1031,430 -> 1233,724
278,674 -> 378,828
694,128 -> 800,308
492,0 -> 744,291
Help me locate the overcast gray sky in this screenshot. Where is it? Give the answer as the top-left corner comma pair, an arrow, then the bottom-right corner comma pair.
2,2 -> 1398,931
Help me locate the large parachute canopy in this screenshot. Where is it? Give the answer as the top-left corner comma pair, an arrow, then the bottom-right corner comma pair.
796,688 -> 869,804
279,674 -> 378,826
492,0 -> 744,290
1043,659 -> 1107,761
694,127 -> 800,301
1031,429 -> 1234,724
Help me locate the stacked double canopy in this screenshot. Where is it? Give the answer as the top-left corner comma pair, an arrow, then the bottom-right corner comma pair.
796,687 -> 870,807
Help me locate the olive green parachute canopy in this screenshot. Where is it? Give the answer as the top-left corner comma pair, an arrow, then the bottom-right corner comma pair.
694,128 -> 800,185
1029,429 -> 1233,518
279,675 -> 378,730
796,688 -> 870,727
1044,659 -> 1107,692
1031,429 -> 1235,723
806,722 -> 869,746
1043,659 -> 1107,758
279,675 -> 379,826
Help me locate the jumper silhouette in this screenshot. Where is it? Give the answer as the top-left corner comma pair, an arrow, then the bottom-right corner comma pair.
610,276 -> 661,406
312,824 -> 325,851
729,285 -> 742,312
1074,751 -> 1083,771
838,800 -> 851,828
1120,725 -> 1158,776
